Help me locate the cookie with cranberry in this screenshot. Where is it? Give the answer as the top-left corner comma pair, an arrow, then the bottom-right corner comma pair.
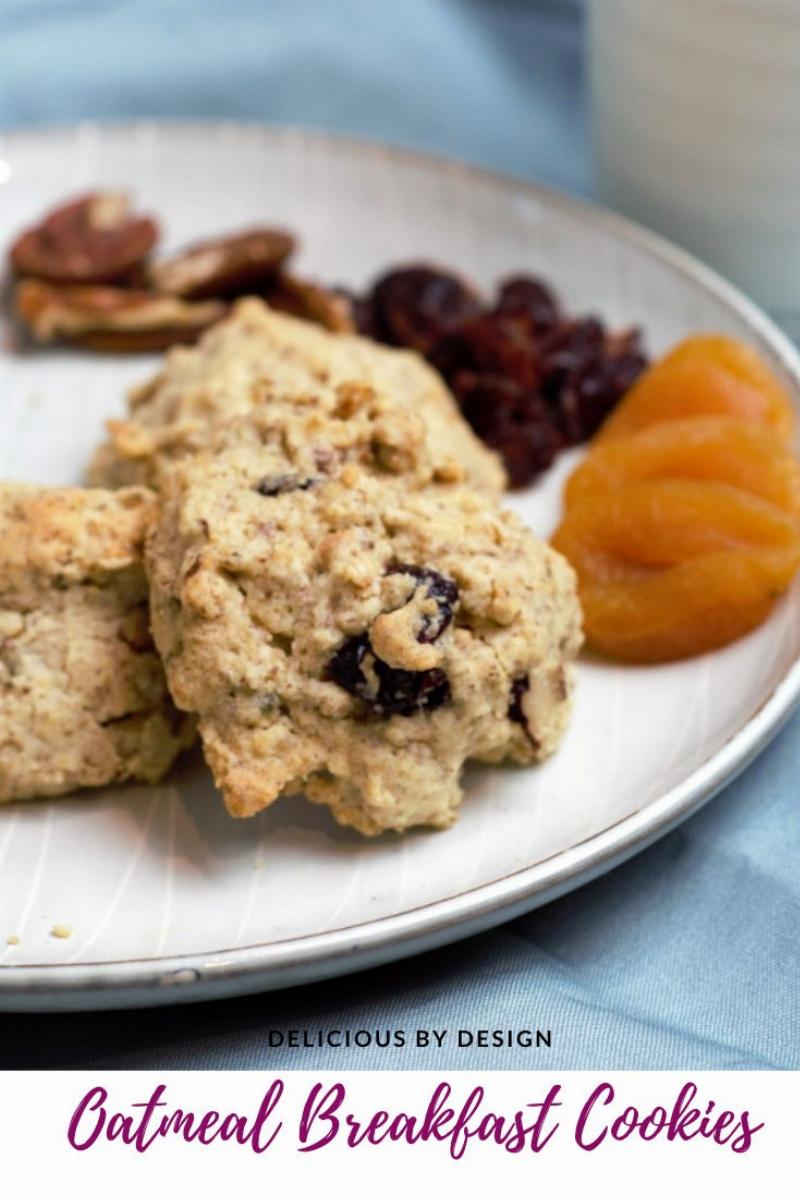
146,437 -> 580,835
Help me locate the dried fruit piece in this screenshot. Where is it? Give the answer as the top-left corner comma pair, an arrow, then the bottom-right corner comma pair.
436,317 -> 646,444
598,335 -> 794,443
507,674 -> 541,748
148,228 -> 294,299
325,632 -> 451,716
434,314 -> 541,391
454,373 -> 563,487
492,276 -> 560,336
371,659 -> 451,716
539,316 -> 606,396
325,632 -> 371,701
350,262 -> 648,487
10,192 -> 158,285
508,674 -> 530,725
15,278 -> 225,352
263,273 -> 356,332
552,480 -> 800,661
386,564 -> 459,643
550,325 -> 647,443
671,335 -> 795,440
370,265 -> 482,355
555,335 -> 800,662
565,418 -> 800,516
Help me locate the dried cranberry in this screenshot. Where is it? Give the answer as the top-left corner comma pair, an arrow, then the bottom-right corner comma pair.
607,331 -> 649,398
373,659 -> 451,716
508,674 -> 530,725
508,674 -> 540,748
348,260 -> 648,488
326,633 -> 451,717
559,347 -> 648,443
433,314 -> 541,392
387,563 -> 459,643
338,288 -> 378,339
256,474 -> 317,497
492,276 -> 560,336
454,372 -> 527,435
454,373 -> 563,487
497,424 -> 563,489
538,317 -> 606,403
326,633 -> 372,702
370,265 -> 481,355
538,320 -> 647,443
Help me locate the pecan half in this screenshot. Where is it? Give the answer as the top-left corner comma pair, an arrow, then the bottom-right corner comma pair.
15,279 -> 225,352
148,228 -> 294,299
262,273 -> 356,332
10,193 -> 159,285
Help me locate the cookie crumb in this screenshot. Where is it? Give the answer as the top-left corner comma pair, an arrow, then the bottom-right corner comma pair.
50,923 -> 72,940
5,934 -> 20,946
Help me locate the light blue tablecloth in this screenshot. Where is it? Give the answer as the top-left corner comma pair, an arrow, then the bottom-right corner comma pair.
0,0 -> 797,1071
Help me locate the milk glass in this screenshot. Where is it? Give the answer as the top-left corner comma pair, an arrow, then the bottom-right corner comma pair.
589,0 -> 800,321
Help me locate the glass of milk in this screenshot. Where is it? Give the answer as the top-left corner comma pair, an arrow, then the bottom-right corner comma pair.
588,0 -> 800,323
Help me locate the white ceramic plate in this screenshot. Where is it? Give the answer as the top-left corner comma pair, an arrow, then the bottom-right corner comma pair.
1,123 -> 799,1012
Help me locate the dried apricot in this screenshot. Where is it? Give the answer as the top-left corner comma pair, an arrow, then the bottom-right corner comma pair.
598,335 -> 794,443
670,335 -> 794,439
565,418 -> 800,517
552,480 -> 800,661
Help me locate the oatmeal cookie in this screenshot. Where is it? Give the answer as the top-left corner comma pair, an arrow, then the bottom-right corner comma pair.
87,299 -> 505,494
0,485 -> 194,803
146,439 -> 580,835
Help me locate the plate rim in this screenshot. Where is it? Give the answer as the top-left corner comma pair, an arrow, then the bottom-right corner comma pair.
2,119 -> 800,1010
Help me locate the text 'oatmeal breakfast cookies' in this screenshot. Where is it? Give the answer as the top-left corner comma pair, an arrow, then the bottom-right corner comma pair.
146,431 -> 581,835
88,298 -> 506,496
0,485 -> 194,804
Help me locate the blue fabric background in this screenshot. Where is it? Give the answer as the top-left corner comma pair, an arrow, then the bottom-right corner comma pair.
0,0 -> 797,1070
